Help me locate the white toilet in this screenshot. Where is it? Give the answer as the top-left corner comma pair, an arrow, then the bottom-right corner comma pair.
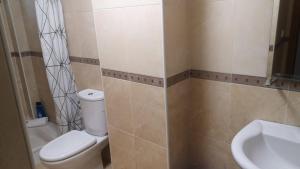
39,89 -> 108,169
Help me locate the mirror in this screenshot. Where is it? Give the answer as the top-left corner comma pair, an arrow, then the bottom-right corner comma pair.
271,0 -> 300,80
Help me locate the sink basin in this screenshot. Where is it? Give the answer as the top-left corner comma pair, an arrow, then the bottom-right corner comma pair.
231,120 -> 300,169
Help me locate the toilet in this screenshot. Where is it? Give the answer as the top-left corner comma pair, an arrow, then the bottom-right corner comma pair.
39,89 -> 108,169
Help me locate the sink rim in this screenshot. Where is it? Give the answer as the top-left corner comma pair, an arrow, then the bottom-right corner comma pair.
231,120 -> 300,169
231,120 -> 262,169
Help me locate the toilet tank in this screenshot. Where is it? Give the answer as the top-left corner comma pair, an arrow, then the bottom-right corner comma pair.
78,89 -> 107,136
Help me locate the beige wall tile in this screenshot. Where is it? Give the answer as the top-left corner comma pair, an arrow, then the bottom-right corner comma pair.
92,0 -> 161,10
286,91 -> 300,126
0,49 -> 32,169
189,0 -> 234,74
7,0 -> 41,52
189,135 -> 237,169
187,0 -> 275,77
7,0 -> 30,51
232,0 -> 274,77
230,84 -> 288,138
12,57 -> 32,120
71,62 -> 103,91
191,79 -> 232,143
62,0 -> 93,12
130,82 -> 167,147
22,56 -> 40,116
64,11 -> 99,59
63,0 -> 102,105
20,0 -> 41,52
32,57 -> 56,122
135,137 -> 168,169
93,5 -> 164,77
164,0 -> 190,77
103,77 -> 134,134
167,79 -> 191,169
108,126 -> 136,169
186,80 -> 290,169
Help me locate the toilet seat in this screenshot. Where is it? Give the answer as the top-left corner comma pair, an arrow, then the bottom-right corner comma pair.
39,130 -> 97,162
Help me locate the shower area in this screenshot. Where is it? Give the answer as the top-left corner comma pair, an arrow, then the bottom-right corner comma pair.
0,0 -> 87,167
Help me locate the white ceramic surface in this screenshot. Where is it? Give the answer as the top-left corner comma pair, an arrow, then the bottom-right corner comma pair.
78,89 -> 104,102
40,130 -> 97,162
231,120 -> 300,169
26,121 -> 58,164
78,89 -> 107,136
41,133 -> 108,169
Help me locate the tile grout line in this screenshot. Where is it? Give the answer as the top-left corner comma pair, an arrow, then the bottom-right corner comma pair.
108,124 -> 168,150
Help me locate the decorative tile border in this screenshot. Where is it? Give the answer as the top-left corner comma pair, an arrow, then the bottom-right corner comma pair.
167,70 -> 190,87
191,70 -> 232,83
102,68 -> 164,87
69,56 -> 100,65
11,51 -> 43,57
167,69 -> 300,92
231,74 -> 266,87
11,51 -> 100,65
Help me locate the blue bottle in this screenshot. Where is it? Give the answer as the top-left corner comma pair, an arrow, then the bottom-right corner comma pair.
36,102 -> 47,118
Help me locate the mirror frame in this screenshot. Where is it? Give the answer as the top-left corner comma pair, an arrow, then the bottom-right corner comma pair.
266,0 -> 281,85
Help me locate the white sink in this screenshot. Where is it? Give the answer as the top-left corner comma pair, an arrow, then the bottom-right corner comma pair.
231,120 -> 300,169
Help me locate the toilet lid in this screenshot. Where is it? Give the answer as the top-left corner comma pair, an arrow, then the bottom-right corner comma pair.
39,130 -> 97,162
78,89 -> 104,101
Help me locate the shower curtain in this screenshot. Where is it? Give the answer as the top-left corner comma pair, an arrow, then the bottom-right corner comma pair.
34,0 -> 81,134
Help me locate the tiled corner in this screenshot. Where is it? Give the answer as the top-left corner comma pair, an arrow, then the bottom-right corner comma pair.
191,79 -> 232,143
167,79 -> 191,169
167,70 -> 190,87
191,70 -> 232,83
164,0 -> 189,77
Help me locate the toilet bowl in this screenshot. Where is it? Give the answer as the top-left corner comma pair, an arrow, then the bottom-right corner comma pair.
39,89 -> 108,169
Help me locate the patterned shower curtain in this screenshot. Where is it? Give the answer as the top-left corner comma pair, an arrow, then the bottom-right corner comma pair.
34,0 -> 81,134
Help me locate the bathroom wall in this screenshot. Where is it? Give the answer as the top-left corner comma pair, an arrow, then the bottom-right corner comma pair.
163,0 -> 190,169
92,0 -> 169,168
62,0 -> 103,91
6,0 -> 102,122
188,1 -> 275,168
5,0 -> 56,122
18,0 -> 55,123
0,36 -> 32,169
7,0 -> 40,119
166,0 -> 300,168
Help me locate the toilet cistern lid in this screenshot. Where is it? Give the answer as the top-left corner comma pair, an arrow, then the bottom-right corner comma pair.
39,130 -> 97,162
78,89 -> 104,101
